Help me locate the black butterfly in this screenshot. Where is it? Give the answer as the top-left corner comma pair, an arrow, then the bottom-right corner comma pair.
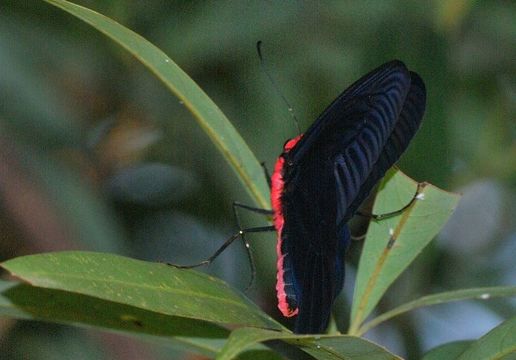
270,60 -> 426,333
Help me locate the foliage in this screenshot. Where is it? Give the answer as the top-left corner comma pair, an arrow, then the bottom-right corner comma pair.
1,0 -> 515,359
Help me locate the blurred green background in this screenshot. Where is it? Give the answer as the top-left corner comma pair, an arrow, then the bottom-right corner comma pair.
1,1 -> 515,359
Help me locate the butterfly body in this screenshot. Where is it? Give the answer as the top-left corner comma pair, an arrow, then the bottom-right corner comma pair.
270,60 -> 426,333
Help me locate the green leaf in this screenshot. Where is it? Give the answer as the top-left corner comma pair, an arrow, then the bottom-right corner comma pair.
455,316 -> 516,360
42,0 -> 269,208
349,169 -> 460,334
217,328 -> 402,360
0,280 -> 228,357
421,341 -> 473,360
358,286 -> 516,335
1,252 -> 282,330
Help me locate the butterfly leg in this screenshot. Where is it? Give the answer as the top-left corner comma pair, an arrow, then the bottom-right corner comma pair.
261,162 -> 272,189
169,225 -> 275,270
232,201 -> 274,289
352,183 -> 423,240
169,203 -> 275,290
232,201 -> 274,215
356,182 -> 424,220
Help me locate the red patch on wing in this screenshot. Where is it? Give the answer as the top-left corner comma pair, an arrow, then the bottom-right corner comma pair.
271,134 -> 303,317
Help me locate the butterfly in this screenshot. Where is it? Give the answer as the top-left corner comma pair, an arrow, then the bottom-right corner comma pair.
270,60 -> 426,333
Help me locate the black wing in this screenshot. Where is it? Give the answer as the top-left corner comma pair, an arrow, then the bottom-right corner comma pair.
336,71 -> 426,227
279,61 -> 425,333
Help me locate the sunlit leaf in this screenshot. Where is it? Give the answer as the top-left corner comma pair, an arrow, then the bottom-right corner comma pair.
349,169 -> 460,334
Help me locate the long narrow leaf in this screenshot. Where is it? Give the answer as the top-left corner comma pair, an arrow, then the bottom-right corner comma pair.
357,286 -> 516,335
43,0 -> 269,208
349,169 -> 460,334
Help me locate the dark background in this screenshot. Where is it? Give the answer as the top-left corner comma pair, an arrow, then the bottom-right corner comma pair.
1,1 -> 515,359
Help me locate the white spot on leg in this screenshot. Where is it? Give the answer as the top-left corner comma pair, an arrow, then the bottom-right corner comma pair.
416,193 -> 425,200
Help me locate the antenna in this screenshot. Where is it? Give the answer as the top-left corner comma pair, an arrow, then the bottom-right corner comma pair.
256,41 -> 301,134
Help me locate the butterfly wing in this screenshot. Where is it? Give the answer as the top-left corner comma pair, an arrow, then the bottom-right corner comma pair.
336,71 -> 427,227
278,61 -> 425,333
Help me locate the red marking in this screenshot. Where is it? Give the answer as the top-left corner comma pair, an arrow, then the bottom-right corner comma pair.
283,135 -> 303,152
271,134 -> 303,317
